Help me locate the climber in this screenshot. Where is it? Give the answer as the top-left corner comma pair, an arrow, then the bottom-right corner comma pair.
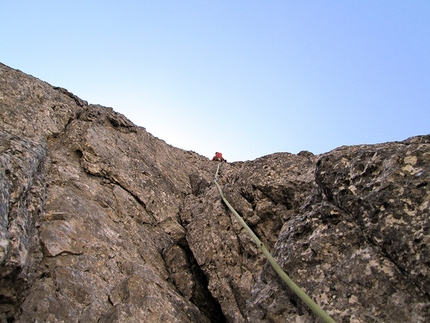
212,152 -> 226,162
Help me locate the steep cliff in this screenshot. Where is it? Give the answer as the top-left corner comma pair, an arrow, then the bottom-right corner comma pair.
1,62 -> 429,322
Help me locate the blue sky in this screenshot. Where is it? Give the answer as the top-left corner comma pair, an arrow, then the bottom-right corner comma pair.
2,1 -> 429,161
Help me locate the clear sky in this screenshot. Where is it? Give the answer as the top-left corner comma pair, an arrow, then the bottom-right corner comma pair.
2,1 -> 429,161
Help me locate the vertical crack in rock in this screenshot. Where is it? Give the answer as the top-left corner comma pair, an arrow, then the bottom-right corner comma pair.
163,243 -> 227,323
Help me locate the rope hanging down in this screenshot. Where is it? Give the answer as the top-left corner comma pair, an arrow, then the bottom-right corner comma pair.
213,163 -> 337,323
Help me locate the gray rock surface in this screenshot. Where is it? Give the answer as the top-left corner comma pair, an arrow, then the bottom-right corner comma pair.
1,62 -> 429,322
246,140 -> 430,322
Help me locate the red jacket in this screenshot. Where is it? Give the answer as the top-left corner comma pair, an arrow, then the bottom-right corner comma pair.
212,152 -> 225,161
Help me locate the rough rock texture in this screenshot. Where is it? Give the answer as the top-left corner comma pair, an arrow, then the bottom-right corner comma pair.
1,62 -> 429,322
246,139 -> 430,322
182,153 -> 317,323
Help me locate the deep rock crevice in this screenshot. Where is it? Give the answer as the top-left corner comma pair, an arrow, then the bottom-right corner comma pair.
163,243 -> 227,323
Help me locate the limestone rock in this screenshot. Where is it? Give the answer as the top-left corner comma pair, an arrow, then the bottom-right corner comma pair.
246,140 -> 430,322
181,153 -> 317,322
1,62 -> 429,323
1,63 -> 218,323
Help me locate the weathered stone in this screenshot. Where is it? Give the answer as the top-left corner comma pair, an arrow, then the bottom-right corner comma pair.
246,140 -> 430,322
1,62 -> 429,323
181,153 -> 318,322
0,131 -> 46,319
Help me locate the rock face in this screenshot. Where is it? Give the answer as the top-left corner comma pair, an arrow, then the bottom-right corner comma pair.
246,140 -> 430,322
0,62 -> 429,322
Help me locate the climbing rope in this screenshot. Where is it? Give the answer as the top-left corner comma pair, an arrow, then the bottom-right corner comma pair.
213,163 -> 337,323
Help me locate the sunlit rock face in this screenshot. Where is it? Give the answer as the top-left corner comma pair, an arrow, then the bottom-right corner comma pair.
1,62 -> 429,323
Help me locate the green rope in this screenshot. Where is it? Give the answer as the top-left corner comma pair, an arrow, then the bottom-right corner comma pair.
213,163 -> 336,323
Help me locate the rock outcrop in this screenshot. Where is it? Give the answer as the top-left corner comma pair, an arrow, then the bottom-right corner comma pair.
1,62 -> 429,322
